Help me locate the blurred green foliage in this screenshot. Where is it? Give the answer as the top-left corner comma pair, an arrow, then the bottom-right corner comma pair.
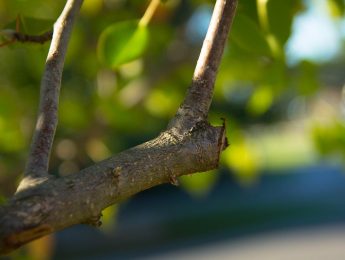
0,0 -> 344,204
313,121 -> 345,158
97,20 -> 149,68
180,170 -> 218,197
231,14 -> 272,57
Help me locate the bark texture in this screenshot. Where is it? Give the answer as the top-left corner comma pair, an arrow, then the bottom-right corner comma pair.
0,0 -> 237,254
24,0 -> 84,179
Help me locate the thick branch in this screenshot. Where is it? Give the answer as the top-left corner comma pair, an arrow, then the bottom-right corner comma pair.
0,125 -> 226,254
0,0 -> 237,254
24,0 -> 83,179
168,0 -> 237,131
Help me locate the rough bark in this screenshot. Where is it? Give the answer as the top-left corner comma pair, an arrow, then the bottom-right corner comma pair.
0,125 -> 226,253
168,0 -> 237,131
24,0 -> 84,179
0,0 -> 237,254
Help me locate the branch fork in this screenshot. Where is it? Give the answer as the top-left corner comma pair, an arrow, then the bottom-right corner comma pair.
0,0 -> 237,254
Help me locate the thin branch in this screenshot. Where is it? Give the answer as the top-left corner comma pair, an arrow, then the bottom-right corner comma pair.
0,0 -> 237,254
168,0 -> 237,131
0,30 -> 53,47
23,0 -> 84,179
139,0 -> 160,27
14,30 -> 53,44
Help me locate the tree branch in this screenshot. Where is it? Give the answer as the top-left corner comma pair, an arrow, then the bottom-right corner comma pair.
168,0 -> 237,132
14,30 -> 53,44
0,0 -> 237,254
0,30 -> 53,47
23,0 -> 84,180
1,125 -> 226,254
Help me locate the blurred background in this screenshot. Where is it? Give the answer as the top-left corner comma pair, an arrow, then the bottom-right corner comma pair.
1,0 -> 345,259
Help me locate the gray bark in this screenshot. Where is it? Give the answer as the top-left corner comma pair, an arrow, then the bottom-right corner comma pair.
0,0 -> 237,254
24,0 -> 84,179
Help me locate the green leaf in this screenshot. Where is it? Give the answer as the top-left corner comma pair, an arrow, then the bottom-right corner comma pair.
19,16 -> 54,34
97,20 -> 149,68
1,15 -> 54,36
266,0 -> 303,46
231,14 -> 272,57
1,0 -> 64,22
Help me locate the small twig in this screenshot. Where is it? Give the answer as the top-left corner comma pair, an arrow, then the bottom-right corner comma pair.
0,16 -> 53,48
14,30 -> 53,44
0,30 -> 53,47
139,0 -> 160,27
168,0 -> 237,131
23,0 -> 84,180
